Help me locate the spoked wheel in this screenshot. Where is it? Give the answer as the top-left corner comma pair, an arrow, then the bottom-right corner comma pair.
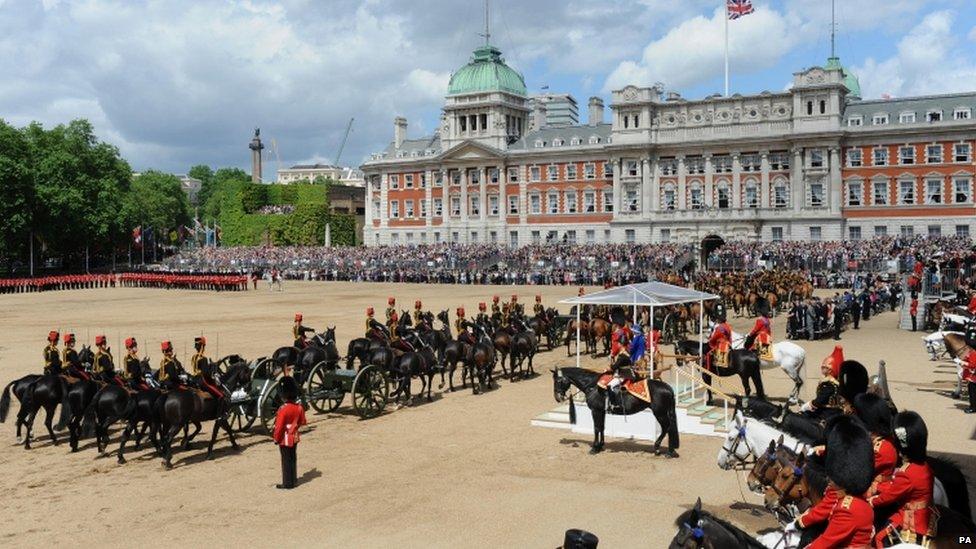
254,357 -> 283,380
662,313 -> 679,344
352,365 -> 389,419
258,379 -> 283,434
226,399 -> 257,433
304,361 -> 344,413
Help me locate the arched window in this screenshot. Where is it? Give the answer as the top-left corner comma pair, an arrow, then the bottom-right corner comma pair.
806,101 -> 813,115
744,179 -> 759,208
819,100 -> 826,114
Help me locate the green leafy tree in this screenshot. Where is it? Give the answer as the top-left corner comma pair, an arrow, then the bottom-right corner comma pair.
121,170 -> 191,242
0,120 -> 32,269
188,164 -> 213,206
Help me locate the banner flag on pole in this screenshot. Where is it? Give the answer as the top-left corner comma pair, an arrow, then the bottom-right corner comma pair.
727,0 -> 754,19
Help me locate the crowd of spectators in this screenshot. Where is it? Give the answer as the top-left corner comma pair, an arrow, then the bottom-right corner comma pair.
158,236 -> 976,288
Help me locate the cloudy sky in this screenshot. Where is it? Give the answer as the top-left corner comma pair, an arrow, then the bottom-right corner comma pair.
2,0 -> 975,178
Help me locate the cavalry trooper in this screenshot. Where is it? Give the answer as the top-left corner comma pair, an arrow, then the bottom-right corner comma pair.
43,330 -> 61,375
93,335 -> 124,387
800,346 -> 850,419
385,297 -> 398,331
500,302 -> 511,329
475,302 -> 490,326
533,295 -> 545,317
490,296 -> 502,321
706,313 -> 733,371
123,337 -> 148,391
747,309 -> 773,359
870,411 -> 936,547
413,300 -> 425,327
62,333 -> 89,380
293,313 -> 314,349
455,307 -> 475,345
511,294 -> 524,316
191,336 -> 224,400
158,340 -> 187,390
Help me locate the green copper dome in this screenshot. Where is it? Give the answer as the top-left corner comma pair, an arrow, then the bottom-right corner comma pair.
447,45 -> 527,97
826,57 -> 861,99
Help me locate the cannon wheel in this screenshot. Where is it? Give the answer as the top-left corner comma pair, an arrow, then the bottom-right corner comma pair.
305,361 -> 344,413
253,357 -> 282,380
258,379 -> 283,434
352,365 -> 389,419
226,399 -> 257,433
661,312 -> 680,344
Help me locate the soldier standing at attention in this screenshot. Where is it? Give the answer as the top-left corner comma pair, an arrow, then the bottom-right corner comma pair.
273,376 -> 307,490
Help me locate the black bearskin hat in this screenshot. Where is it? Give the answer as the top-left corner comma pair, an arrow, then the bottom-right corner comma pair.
839,359 -> 868,402
825,415 -> 874,495
280,375 -> 300,402
893,411 -> 928,463
852,393 -> 893,438
562,529 -> 599,549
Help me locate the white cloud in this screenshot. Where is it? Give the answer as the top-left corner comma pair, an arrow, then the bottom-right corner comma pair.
602,6 -> 801,93
853,11 -> 976,99
968,25 -> 976,42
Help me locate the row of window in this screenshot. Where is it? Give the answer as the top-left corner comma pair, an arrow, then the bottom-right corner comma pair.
846,143 -> 972,167
386,228 -> 616,246
845,177 -> 973,206
533,135 -> 607,148
653,152 -> 791,176
656,183 -> 792,211
381,190 -> 614,220
385,163 -> 612,189
847,107 -> 973,126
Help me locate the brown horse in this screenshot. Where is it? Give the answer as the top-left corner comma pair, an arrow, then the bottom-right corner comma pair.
588,317 -> 612,356
565,318 -> 591,356
492,327 -> 513,377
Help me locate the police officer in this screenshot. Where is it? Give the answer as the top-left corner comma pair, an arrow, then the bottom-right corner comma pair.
94,335 -> 124,387
191,336 -> 224,400
158,341 -> 186,390
43,330 -> 61,375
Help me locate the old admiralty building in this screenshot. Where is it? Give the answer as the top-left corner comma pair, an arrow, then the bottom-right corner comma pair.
361,43 -> 976,247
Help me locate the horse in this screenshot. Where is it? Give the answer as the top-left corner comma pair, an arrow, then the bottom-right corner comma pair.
391,333 -> 439,403
669,498 -> 767,549
154,362 -> 250,468
588,317 -> 612,356
346,338 -> 374,370
466,324 -> 496,394
296,328 -> 340,382
564,317 -> 592,356
439,337 -> 471,392
491,326 -> 513,378
551,367 -> 678,457
922,331 -> 963,361
716,411 -> 804,471
509,329 -> 538,381
673,339 -> 764,404
0,374 -> 42,443
943,332 -> 973,397
7,370 -> 71,449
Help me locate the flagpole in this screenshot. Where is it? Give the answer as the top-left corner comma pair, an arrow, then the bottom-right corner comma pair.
724,0 -> 729,96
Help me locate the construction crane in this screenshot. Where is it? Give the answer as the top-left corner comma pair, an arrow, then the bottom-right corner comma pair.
333,118 -> 354,166
267,138 -> 282,182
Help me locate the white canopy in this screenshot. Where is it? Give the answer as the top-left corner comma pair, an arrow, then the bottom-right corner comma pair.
559,281 -> 718,307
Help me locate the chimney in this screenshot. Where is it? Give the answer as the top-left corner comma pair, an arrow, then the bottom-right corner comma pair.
394,116 -> 407,149
532,102 -> 547,131
587,96 -> 604,126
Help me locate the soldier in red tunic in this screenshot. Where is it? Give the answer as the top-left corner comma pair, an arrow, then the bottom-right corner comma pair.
870,411 -> 935,547
968,292 -> 976,316
706,317 -> 732,371
963,348 -> 976,414
852,393 -> 898,496
747,310 -> 772,357
273,376 -> 307,490
801,416 -> 876,549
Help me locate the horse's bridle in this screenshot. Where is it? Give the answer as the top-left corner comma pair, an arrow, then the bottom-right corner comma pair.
719,425 -> 756,469
750,447 -> 780,484
676,522 -> 709,549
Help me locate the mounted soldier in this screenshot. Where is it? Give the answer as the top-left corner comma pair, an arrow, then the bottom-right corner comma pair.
293,313 -> 314,349
43,330 -> 61,375
191,336 -> 224,400
800,346 -> 851,419
413,300 -> 425,328
706,313 -> 732,371
455,307 -> 475,345
475,302 -> 490,326
490,296 -> 502,324
385,297 -> 398,331
93,335 -> 124,387
61,333 -> 88,381
158,340 -> 187,390
123,337 -> 149,391
747,308 -> 773,360
366,307 -> 388,342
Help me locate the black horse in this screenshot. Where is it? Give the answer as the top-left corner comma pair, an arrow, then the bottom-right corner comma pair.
551,367 -> 679,457
466,323 -> 496,394
670,498 -> 766,549
509,329 -> 538,381
674,339 -> 764,404
0,374 -> 42,442
3,370 -> 71,449
391,333 -> 439,403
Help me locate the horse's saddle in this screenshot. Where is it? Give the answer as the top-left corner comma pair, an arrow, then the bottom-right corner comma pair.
711,349 -> 729,368
596,374 -> 652,404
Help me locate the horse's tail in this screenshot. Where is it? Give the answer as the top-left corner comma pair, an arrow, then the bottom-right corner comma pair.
54,377 -> 71,431
666,387 -> 680,449
0,380 -> 14,423
568,394 -> 576,425
930,456 -> 973,521
81,388 -> 101,438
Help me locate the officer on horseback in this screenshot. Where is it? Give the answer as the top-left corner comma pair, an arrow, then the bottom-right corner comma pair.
385,297 -> 398,331
706,314 -> 732,371
191,336 -> 224,400
293,313 -> 314,349
800,346 -> 850,418
475,302 -> 490,326
490,296 -> 502,324
747,309 -> 773,359
94,335 -> 124,387
62,333 -> 89,380
413,300 -> 424,327
455,307 -> 475,345
123,337 -> 148,391
43,330 -> 61,375
159,340 -> 187,390
366,307 -> 388,341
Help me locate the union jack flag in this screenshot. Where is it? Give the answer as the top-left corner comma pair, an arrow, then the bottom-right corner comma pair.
727,0 -> 755,20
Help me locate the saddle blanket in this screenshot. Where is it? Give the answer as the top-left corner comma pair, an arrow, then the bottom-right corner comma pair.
595,374 -> 652,403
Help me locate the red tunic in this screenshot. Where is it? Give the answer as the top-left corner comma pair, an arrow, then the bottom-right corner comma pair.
871,437 -> 898,488
796,485 -> 839,528
964,351 -> 976,384
708,322 -> 732,352
869,461 -> 934,537
273,401 -> 307,448
969,295 -> 976,315
610,327 -> 630,358
806,494 -> 874,549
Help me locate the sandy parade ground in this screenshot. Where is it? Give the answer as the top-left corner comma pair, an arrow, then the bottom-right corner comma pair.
1,281 -> 975,548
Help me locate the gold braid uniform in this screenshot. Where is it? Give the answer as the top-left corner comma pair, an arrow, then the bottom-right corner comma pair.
94,349 -> 115,376
43,344 -> 61,374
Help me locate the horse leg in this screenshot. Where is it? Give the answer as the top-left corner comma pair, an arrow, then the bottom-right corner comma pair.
739,372 -> 752,398
703,372 -> 715,406
752,368 -> 766,400
162,424 -> 181,468
206,417 -> 222,459
652,406 -> 667,455
590,408 -> 605,454
23,406 -> 38,449
43,404 -> 58,446
183,421 -> 202,448
118,421 -> 135,464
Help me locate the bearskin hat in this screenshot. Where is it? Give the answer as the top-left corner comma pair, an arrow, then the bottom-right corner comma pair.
839,360 -> 869,403
893,411 -> 928,463
852,393 -> 893,438
279,375 -> 300,402
562,528 -> 599,549
824,415 -> 874,495
611,310 -> 627,327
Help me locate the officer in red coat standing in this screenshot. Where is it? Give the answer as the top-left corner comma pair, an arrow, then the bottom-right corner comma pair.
963,348 -> 976,414
273,376 -> 307,490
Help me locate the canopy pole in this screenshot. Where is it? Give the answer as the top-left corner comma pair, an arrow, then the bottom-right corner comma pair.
575,305 -> 581,369
649,305 -> 655,355
697,299 -> 704,359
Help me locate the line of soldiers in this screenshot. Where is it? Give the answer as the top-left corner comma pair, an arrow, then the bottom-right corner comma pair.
118,272 -> 249,291
41,330 -> 223,400
1,274 -> 116,293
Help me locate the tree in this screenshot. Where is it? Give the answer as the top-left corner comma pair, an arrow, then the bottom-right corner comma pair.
189,164 -> 214,206
121,171 -> 191,243
201,167 -> 249,222
0,120 -> 32,269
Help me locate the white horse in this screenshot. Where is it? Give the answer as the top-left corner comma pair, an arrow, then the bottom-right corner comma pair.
716,411 -> 804,471
730,330 -> 807,403
922,330 -> 963,361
